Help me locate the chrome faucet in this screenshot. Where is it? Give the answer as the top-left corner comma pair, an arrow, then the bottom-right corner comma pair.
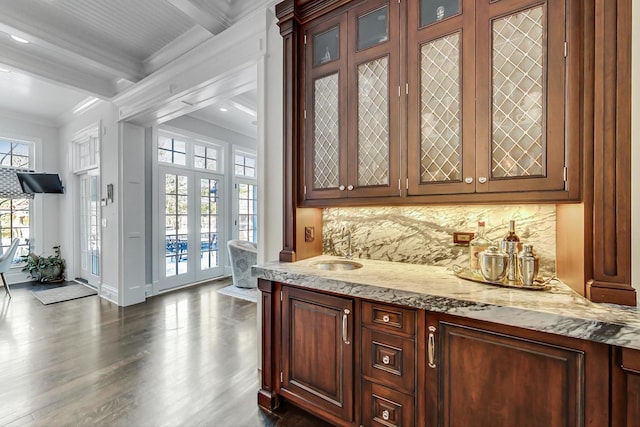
342,225 -> 354,260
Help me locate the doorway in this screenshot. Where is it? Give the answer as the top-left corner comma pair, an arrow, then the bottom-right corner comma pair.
156,166 -> 225,292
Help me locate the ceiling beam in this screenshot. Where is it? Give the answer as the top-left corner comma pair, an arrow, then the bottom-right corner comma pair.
0,14 -> 145,82
0,39 -> 117,98
166,0 -> 230,35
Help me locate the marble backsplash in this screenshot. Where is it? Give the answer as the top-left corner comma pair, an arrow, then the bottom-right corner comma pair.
323,205 -> 556,277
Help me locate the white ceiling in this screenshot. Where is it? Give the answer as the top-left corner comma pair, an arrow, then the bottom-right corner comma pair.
0,0 -> 267,136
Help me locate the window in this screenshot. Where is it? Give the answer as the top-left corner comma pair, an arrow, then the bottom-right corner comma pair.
0,138 -> 34,262
194,144 -> 218,171
234,150 -> 257,243
0,140 -> 30,168
72,124 -> 100,172
158,135 -> 187,166
237,183 -> 257,243
234,153 -> 255,178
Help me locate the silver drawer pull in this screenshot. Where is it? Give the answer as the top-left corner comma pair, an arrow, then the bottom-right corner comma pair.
382,410 -> 390,421
428,325 -> 436,368
342,309 -> 351,345
382,314 -> 390,323
382,355 -> 390,365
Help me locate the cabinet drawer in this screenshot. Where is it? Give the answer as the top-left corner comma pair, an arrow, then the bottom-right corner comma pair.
362,380 -> 415,427
362,328 -> 415,393
362,301 -> 416,336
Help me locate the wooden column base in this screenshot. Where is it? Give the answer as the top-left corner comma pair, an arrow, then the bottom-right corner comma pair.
587,281 -> 637,306
258,389 -> 279,411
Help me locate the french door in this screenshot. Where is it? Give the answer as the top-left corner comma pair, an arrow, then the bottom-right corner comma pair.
157,167 -> 224,292
77,172 -> 101,287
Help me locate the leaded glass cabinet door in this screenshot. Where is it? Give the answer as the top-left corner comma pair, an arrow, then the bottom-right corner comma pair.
304,13 -> 349,200
475,0 -> 566,193
407,0 -> 476,196
346,0 -> 400,198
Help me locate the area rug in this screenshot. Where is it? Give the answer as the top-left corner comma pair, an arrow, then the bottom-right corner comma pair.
32,284 -> 97,305
217,284 -> 257,303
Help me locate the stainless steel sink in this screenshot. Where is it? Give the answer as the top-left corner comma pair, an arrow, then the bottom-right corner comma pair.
311,260 -> 363,271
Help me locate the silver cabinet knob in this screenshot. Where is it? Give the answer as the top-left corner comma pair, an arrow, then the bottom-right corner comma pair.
347,184 -> 354,191
478,176 -> 487,184
339,185 -> 345,191
382,314 -> 390,323
382,355 -> 390,365
382,410 -> 390,421
464,177 -> 474,184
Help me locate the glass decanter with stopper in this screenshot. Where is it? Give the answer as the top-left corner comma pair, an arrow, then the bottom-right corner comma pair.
469,221 -> 490,271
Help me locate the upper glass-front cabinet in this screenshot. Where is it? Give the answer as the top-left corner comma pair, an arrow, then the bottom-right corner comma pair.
408,0 -> 567,196
304,0 -> 400,201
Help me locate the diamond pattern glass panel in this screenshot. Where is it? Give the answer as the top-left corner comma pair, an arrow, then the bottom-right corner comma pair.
492,6 -> 544,178
420,33 -> 461,182
313,73 -> 340,189
358,57 -> 389,187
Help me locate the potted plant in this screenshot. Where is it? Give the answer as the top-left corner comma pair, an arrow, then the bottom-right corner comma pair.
22,245 -> 66,283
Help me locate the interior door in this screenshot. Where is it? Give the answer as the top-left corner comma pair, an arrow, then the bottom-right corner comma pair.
77,172 -> 101,287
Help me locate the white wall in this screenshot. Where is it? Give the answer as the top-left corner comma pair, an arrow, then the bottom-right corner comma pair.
119,122 -> 146,306
0,111 -> 61,284
58,101 -> 121,303
632,1 -> 639,304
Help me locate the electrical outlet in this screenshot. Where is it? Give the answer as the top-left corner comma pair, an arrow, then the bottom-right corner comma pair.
453,232 -> 474,245
305,226 -> 315,242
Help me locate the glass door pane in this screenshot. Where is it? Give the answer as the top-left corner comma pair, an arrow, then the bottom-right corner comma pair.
491,6 -> 545,178
199,177 -> 219,271
358,6 -> 389,50
78,174 -> 100,286
164,173 -> 189,277
237,183 -> 257,243
420,32 -> 462,183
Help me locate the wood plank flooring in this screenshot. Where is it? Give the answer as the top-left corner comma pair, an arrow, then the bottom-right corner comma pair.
0,280 -> 331,427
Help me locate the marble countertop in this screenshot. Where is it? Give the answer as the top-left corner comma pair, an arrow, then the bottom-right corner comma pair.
253,255 -> 640,351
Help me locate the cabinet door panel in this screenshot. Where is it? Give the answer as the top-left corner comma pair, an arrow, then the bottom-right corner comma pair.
438,321 -> 583,427
304,14 -> 349,200
407,0 -> 476,196
475,0 -> 566,193
281,286 -> 354,422
348,0 -> 401,198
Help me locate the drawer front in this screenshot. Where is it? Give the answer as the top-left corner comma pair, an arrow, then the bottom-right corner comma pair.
362,301 -> 416,336
362,328 -> 416,393
362,380 -> 415,427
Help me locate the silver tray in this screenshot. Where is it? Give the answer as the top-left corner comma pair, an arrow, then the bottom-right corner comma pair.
451,265 -> 553,291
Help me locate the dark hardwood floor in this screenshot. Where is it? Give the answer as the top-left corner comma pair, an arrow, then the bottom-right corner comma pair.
0,280 -> 331,427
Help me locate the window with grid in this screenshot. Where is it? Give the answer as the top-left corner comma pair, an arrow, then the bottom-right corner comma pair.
234,151 -> 257,243
194,144 -> 219,171
234,153 -> 255,178
0,138 -> 34,262
158,135 -> 187,166
237,182 -> 257,243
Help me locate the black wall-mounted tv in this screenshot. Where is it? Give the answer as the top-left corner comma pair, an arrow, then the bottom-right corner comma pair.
16,173 -> 64,194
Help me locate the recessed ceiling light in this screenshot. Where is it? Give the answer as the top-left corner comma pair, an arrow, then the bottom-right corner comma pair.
10,35 -> 30,44
219,107 -> 228,112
